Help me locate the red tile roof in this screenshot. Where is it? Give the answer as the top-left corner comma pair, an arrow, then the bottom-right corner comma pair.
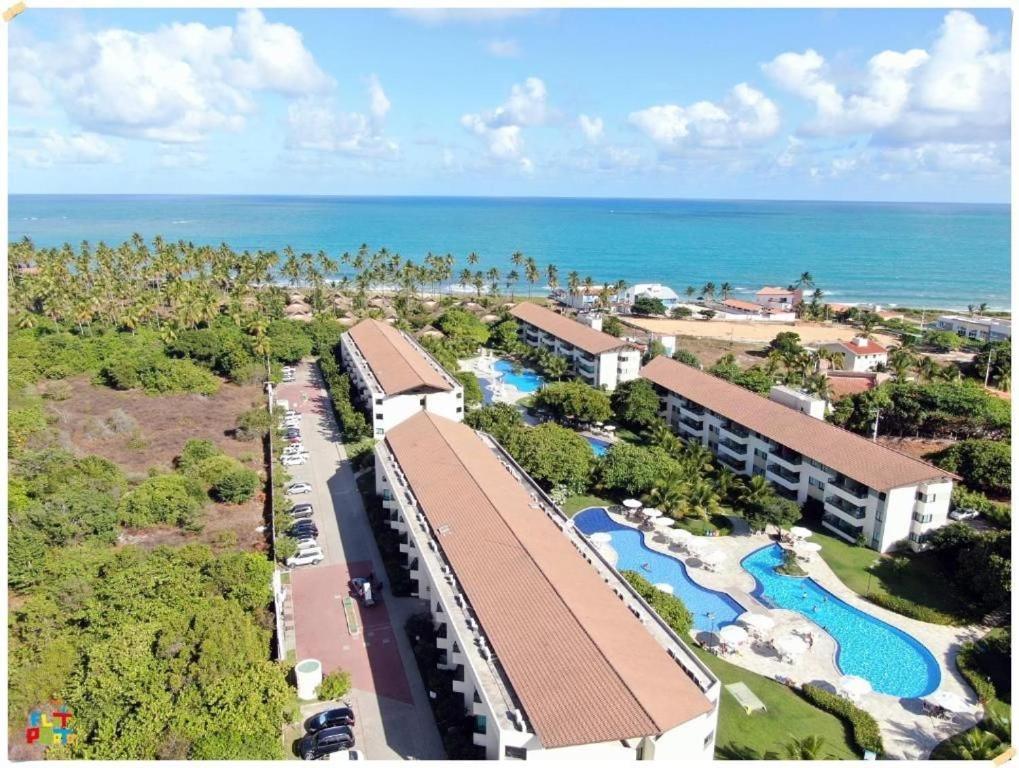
346,319 -> 454,395
384,412 -> 712,748
509,302 -> 634,355
641,356 -> 956,491
826,376 -> 876,399
842,339 -> 887,355
723,299 -> 768,313
756,286 -> 799,295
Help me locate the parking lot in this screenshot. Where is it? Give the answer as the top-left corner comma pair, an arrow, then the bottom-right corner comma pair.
275,362 -> 444,761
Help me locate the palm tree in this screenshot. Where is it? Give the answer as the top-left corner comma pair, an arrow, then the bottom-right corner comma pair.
739,475 -> 774,510
701,282 -> 716,302
915,355 -> 940,383
467,251 -> 479,267
685,285 -> 696,299
719,282 -> 734,300
795,271 -> 815,289
546,264 -> 559,293
682,478 -> 721,520
888,347 -> 915,380
567,271 -> 581,297
643,474 -> 688,519
458,268 -> 472,292
510,250 -> 525,269
953,729 -> 1003,760
524,257 -> 540,298
780,734 -> 831,760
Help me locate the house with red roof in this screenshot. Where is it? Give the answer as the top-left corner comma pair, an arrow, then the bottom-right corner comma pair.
818,336 -> 888,372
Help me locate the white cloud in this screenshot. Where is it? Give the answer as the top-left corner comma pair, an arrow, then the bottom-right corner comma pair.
18,130 -> 120,167
157,146 -> 208,168
461,77 -> 549,170
763,11 -> 1009,145
286,78 -> 398,159
629,83 -> 780,152
11,9 -> 330,143
393,9 -> 540,27
578,114 -> 604,143
486,38 -> 520,58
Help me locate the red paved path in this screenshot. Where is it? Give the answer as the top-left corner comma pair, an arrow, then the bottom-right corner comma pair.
292,561 -> 413,705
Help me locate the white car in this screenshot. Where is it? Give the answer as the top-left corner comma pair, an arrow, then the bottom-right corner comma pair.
281,455 -> 307,466
294,538 -> 318,550
287,482 -> 313,495
286,550 -> 323,567
285,410 -> 301,419
330,749 -> 364,761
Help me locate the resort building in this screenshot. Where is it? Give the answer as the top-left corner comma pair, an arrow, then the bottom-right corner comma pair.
374,412 -> 720,761
755,286 -> 803,310
817,337 -> 889,372
934,314 -> 1011,342
641,356 -> 957,553
619,283 -> 682,310
550,285 -> 605,311
509,302 -> 641,390
340,319 -> 464,437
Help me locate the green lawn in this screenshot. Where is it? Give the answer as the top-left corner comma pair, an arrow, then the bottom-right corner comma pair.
563,494 -> 613,517
692,646 -> 858,759
674,513 -> 734,536
804,520 -> 970,623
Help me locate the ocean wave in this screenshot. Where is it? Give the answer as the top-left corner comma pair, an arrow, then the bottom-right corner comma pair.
171,219 -> 193,224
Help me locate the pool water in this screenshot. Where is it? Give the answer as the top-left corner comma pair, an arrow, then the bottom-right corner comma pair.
585,436 -> 611,456
494,359 -> 543,394
574,507 -> 743,633
741,545 -> 941,698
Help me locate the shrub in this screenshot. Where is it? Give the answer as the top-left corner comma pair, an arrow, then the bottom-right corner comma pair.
533,380 -> 612,423
928,440 -> 1011,497
316,669 -> 352,701
799,684 -> 883,755
211,466 -> 260,504
622,570 -> 693,637
274,536 -> 298,564
178,439 -> 221,471
957,642 -> 998,704
864,592 -> 958,626
118,473 -> 205,530
101,351 -> 220,395
235,407 -> 272,441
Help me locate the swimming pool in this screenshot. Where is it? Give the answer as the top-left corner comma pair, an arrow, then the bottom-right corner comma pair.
585,436 -> 611,456
493,359 -> 543,394
741,544 -> 941,698
574,507 -> 744,633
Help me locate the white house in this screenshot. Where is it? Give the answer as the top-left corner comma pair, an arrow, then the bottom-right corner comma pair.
550,286 -> 604,311
817,337 -> 889,372
710,299 -> 797,322
374,411 -> 720,761
619,283 -> 681,310
340,318 -> 464,437
642,356 -> 957,552
935,315 -> 1011,342
509,302 -> 641,390
755,286 -> 803,310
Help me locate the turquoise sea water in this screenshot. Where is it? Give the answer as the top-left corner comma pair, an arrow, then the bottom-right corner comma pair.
8,195 -> 1010,309
742,544 -> 940,698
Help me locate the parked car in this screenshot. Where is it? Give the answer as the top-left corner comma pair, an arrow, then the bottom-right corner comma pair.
287,482 -> 313,495
282,448 -> 309,459
288,507 -> 314,521
294,538 -> 318,550
282,455 -> 307,466
294,544 -> 323,559
287,523 -> 319,538
285,432 -> 302,442
298,726 -> 355,761
305,707 -> 356,733
286,550 -> 324,567
285,410 -> 301,419
948,508 -> 980,521
292,503 -> 313,513
330,750 -> 363,761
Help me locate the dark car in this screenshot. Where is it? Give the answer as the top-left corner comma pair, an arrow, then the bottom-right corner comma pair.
288,523 -> 319,538
298,726 -> 355,760
304,707 -> 356,733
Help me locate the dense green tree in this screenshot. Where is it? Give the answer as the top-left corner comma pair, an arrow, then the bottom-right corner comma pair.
177,439 -> 221,471
631,296 -> 666,316
611,378 -> 661,429
118,474 -> 205,530
533,380 -> 612,423
265,319 -> 314,363
503,423 -> 593,494
464,403 -> 524,443
597,442 -> 683,496
972,341 -> 1011,390
743,496 -> 801,533
488,318 -> 521,351
454,370 -> 484,407
435,307 -> 490,354
928,439 -> 1010,497
602,315 -> 624,337
923,330 -> 963,352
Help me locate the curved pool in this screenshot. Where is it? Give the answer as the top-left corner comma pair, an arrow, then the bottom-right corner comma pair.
574,507 -> 743,633
585,436 -> 611,456
741,544 -> 941,698
493,359 -> 543,393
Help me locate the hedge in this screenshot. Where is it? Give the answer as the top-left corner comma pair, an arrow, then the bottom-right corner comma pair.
865,591 -> 958,626
799,683 -> 884,755
621,570 -> 693,637
957,642 -> 998,704
318,353 -> 370,441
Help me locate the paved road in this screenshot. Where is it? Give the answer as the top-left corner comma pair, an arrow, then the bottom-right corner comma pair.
277,361 -> 445,761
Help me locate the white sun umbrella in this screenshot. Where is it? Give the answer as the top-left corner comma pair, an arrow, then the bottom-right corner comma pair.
926,691 -> 972,713
838,675 -> 872,699
702,549 -> 728,566
654,516 -> 676,529
789,526 -> 814,539
589,532 -> 613,544
653,583 -> 674,595
718,624 -> 749,646
668,528 -> 692,543
622,498 -> 643,510
796,541 -> 823,554
740,612 -> 775,634
774,634 -> 809,658
643,508 -> 663,520
684,535 -> 708,552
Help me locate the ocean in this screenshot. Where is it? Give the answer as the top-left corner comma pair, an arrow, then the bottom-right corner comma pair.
8,195 -> 1011,310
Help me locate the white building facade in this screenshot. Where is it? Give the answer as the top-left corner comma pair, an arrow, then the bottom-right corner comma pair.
755,286 -> 803,309
510,302 -> 641,390
935,315 -> 1011,342
375,412 -> 720,761
619,283 -> 681,310
642,357 -> 956,553
817,337 -> 888,372
340,319 -> 464,436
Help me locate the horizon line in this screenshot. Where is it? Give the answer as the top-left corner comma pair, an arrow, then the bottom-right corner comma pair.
8,192 -> 1010,207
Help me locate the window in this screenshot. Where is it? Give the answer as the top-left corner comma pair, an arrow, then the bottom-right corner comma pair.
375,412 -> 383,420
456,392 -> 463,399
504,746 -> 527,759
375,428 -> 384,437
473,715 -> 487,735
375,398 -> 384,405
473,691 -> 482,704
420,397 -> 427,406
808,477 -> 825,490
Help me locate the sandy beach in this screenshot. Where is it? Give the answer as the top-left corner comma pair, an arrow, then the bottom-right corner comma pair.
622,316 -> 898,347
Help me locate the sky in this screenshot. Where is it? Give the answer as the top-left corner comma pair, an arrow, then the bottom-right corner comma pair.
7,7 -> 1012,202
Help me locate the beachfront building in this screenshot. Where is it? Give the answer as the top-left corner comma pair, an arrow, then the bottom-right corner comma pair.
550,285 -> 604,311
619,283 -> 681,311
755,286 -> 803,310
641,356 -> 957,553
707,299 -> 797,322
374,411 -> 720,761
817,337 -> 889,372
509,302 -> 641,390
340,319 -> 463,437
934,314 -> 1011,342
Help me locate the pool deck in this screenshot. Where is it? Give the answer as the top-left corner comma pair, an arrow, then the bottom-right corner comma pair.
596,507 -> 984,759
461,353 -> 532,406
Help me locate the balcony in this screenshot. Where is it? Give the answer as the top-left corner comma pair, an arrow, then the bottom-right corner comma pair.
680,402 -> 705,417
718,438 -> 747,455
829,475 -> 870,500
719,421 -> 750,440
678,416 -> 704,435
768,446 -> 802,469
717,451 -> 746,472
766,463 -> 800,487
824,494 -> 867,520
821,511 -> 863,541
